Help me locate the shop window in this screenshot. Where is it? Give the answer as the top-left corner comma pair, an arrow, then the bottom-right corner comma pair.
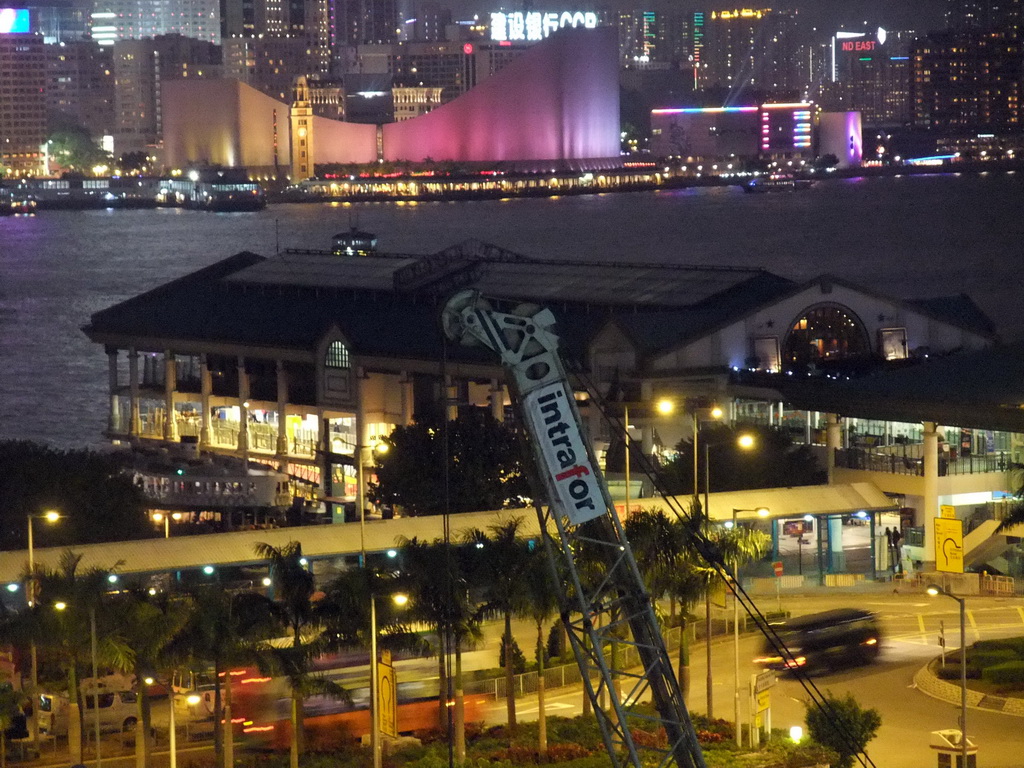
878,327 -> 908,360
784,304 -> 869,368
750,336 -> 781,372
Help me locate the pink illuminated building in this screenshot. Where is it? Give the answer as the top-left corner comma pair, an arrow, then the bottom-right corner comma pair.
163,26 -> 620,174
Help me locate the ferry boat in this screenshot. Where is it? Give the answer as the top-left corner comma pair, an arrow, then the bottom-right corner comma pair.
157,169 -> 267,211
743,174 -> 815,193
0,184 -> 37,214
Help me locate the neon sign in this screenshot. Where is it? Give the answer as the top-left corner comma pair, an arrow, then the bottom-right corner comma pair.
0,8 -> 30,33
841,40 -> 876,52
490,10 -> 597,42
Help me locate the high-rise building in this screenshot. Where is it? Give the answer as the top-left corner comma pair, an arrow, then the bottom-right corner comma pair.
617,9 -> 690,67
90,0 -> 221,45
398,2 -> 449,43
911,27 -> 1023,132
15,0 -> 92,43
818,28 -> 915,126
945,0 -> 1022,34
0,32 -> 46,173
696,8 -> 805,100
46,39 -> 115,138
113,34 -> 221,153
223,36 -> 322,100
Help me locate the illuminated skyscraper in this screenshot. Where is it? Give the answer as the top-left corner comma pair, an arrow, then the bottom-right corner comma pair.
819,28 -> 915,126
0,31 -> 46,173
912,26 -> 1023,131
90,0 -> 221,45
945,0 -> 1022,33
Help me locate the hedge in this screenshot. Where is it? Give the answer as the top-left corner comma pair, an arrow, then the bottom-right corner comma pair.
981,660 -> 1024,686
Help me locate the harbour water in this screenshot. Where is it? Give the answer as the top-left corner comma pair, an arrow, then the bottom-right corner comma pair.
1,171 -> 1022,448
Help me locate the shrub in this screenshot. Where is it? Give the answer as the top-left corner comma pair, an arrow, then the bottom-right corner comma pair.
937,662 -> 982,680
804,692 -> 881,768
970,649 -> 1018,668
499,631 -> 527,674
972,637 -> 1024,658
981,660 -> 1024,686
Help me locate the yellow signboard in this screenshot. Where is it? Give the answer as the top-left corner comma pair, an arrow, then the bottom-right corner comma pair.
935,518 -> 964,574
756,690 -> 770,712
378,656 -> 398,737
940,505 -> 956,519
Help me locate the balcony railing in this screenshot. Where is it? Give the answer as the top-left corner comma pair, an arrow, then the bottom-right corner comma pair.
835,448 -> 1012,477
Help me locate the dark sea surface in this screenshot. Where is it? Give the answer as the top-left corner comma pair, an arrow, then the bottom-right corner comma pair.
1,171 -> 1022,448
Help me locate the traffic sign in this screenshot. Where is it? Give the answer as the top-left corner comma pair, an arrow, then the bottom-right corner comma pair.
773,561 -> 783,577
940,505 -> 956,519
934,518 -> 964,573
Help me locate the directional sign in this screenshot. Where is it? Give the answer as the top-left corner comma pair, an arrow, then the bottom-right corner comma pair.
756,690 -> 770,712
935,518 -> 964,573
378,653 -> 397,737
940,505 -> 956,519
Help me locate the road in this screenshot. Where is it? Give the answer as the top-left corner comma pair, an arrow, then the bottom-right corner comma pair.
38,587 -> 1024,768
480,588 -> 1024,768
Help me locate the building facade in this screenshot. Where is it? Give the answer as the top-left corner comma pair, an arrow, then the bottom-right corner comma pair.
84,238 -> 1016,575
0,32 -> 46,174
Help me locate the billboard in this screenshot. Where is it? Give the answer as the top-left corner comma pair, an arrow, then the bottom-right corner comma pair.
490,10 -> 597,42
0,8 -> 30,33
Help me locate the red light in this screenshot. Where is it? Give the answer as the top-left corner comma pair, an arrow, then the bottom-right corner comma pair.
463,43 -> 473,54
499,40 -> 511,46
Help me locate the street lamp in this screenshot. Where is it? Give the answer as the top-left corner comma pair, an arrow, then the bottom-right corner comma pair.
621,398 -> 675,519
152,512 -> 182,538
371,592 -> 408,768
27,509 -> 59,750
702,432 -> 755,719
729,506 -> 769,748
927,585 -> 968,768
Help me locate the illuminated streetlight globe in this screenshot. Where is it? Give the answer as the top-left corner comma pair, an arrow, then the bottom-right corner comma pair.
43,510 -> 60,523
737,434 -> 755,450
710,406 -> 724,419
392,593 -> 409,607
54,601 -> 67,611
656,399 -> 674,416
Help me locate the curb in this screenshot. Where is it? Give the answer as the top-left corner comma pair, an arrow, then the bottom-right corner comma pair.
913,660 -> 1024,717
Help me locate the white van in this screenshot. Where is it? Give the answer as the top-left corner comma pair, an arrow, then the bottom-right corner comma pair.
38,689 -> 139,736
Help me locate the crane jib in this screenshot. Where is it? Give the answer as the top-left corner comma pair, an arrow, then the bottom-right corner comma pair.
523,380 -> 605,525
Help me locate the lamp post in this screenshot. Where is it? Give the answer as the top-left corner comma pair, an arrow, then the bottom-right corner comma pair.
27,510 -> 59,750
89,606 -> 102,768
729,505 -> 770,749
928,585 -> 968,768
153,512 -> 182,538
372,592 -> 408,768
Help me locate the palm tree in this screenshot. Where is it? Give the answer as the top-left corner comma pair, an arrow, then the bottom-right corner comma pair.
520,545 -> 559,757
175,587 -> 276,768
106,590 -> 192,768
254,541 -> 339,768
465,517 -> 532,731
0,684 -> 26,768
398,536 -> 482,763
30,551 -> 114,765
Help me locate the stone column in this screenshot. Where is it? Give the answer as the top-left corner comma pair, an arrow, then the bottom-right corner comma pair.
276,360 -> 289,458
164,350 -> 178,441
826,413 -> 842,484
107,349 -> 120,433
828,516 -> 845,572
400,373 -> 414,426
200,355 -> 212,449
489,379 -> 504,422
237,357 -> 249,456
128,349 -> 141,437
923,421 -> 939,567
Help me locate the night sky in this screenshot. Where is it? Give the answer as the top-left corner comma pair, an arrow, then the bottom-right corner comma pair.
455,1 -> 949,34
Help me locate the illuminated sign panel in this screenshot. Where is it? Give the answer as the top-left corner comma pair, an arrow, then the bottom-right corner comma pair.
0,8 -> 30,33
841,40 -> 876,51
490,10 -> 597,42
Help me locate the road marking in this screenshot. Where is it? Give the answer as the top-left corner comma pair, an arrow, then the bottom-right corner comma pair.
967,609 -> 979,641
1017,606 -> 1024,626
517,702 -> 575,715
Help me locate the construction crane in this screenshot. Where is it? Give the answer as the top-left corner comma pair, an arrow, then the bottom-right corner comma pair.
442,290 -> 707,768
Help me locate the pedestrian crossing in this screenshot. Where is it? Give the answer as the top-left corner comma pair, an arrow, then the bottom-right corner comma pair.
879,604 -> 1024,647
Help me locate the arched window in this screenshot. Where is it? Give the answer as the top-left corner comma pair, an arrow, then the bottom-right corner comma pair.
325,341 -> 350,369
783,305 -> 869,368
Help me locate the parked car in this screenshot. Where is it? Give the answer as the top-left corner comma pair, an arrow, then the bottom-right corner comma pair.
38,689 -> 139,736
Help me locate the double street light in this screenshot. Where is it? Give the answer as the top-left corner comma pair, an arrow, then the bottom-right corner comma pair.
728,506 -> 769,748
927,585 -> 968,768
153,512 -> 182,538
371,591 -> 408,768
27,509 -> 60,751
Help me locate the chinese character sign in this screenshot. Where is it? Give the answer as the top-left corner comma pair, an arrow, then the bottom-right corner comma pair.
489,10 -> 597,42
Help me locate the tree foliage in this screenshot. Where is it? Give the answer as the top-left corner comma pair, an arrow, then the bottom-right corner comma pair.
804,692 -> 881,768
659,424 -> 826,496
370,411 -> 530,515
0,441 -> 151,549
